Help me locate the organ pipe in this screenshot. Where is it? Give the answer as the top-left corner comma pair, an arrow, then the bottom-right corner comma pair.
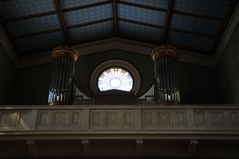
151,45 -> 180,104
48,46 -> 79,105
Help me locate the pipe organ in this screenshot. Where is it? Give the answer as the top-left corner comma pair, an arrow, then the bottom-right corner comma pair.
151,45 -> 180,104
48,46 -> 79,105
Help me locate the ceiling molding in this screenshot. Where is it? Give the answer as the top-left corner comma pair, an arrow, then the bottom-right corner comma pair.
0,25 -> 19,68
74,38 -> 215,68
214,1 -> 239,67
1,36 -> 215,69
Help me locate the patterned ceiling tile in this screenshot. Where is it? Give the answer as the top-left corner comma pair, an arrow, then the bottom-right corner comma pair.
64,4 -> 112,26
174,0 -> 234,18
0,0 -> 56,19
120,21 -> 163,43
168,31 -> 215,51
69,21 -> 113,42
120,0 -> 168,9
119,4 -> 166,26
60,0 -> 108,9
7,14 -> 60,36
15,31 -> 64,55
171,14 -> 222,35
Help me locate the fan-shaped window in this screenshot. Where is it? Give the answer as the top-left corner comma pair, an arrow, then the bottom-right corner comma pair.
97,67 -> 133,92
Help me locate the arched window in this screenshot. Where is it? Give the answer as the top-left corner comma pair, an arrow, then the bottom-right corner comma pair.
90,60 -> 141,95
97,67 -> 133,92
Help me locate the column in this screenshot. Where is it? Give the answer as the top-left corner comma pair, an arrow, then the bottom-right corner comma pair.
48,46 -> 79,105
151,45 -> 180,104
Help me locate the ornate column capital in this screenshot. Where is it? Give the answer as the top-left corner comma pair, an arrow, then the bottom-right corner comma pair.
151,45 -> 178,62
51,46 -> 79,63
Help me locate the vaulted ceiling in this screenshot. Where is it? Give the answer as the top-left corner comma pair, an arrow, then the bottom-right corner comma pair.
0,0 -> 237,57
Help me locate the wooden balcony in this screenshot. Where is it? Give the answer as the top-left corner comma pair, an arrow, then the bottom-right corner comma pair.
0,105 -> 239,158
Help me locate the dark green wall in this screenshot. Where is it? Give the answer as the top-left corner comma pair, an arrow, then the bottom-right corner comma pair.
14,63 -> 52,105
75,49 -> 155,97
178,62 -> 218,104
12,50 -> 219,105
0,44 -> 16,104
216,23 -> 239,104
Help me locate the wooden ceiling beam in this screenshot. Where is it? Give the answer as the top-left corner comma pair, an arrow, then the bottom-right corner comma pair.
112,0 -> 119,36
119,0 -> 224,21
68,18 -> 113,29
119,18 -> 164,30
5,11 -> 57,22
62,1 -> 111,12
173,10 -> 224,21
14,28 -> 62,39
54,0 -> 71,45
120,17 -> 215,39
13,18 -> 113,39
162,0 -> 174,43
170,28 -> 217,38
119,1 -> 167,12
5,1 -> 111,23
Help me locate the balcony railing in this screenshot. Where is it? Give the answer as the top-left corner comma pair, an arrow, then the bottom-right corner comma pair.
0,105 -> 239,134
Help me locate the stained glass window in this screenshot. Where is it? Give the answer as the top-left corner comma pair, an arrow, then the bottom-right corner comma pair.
97,67 -> 133,92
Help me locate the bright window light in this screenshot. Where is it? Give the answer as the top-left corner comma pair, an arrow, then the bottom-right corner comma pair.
98,67 -> 133,92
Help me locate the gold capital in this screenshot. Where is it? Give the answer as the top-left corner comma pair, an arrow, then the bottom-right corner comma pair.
151,45 -> 178,62
51,46 -> 79,62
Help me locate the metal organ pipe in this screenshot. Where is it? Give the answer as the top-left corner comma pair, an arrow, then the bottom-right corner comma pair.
151,45 -> 180,104
48,46 -> 79,105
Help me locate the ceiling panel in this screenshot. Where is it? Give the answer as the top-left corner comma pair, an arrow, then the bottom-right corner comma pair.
7,14 -> 60,36
0,0 -> 237,57
168,31 -> 215,52
174,0 -> 234,18
120,0 -> 168,9
119,4 -> 166,26
69,21 -> 113,42
170,14 -> 222,35
64,4 -> 112,26
120,21 -> 163,44
15,31 -> 64,56
0,0 -> 56,19
60,0 -> 109,9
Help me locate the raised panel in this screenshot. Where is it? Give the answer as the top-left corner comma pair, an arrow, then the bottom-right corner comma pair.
143,111 -> 154,128
195,112 -> 208,128
105,112 -> 119,127
91,111 -> 101,128
53,112 -> 68,127
156,111 -> 172,128
17,111 -> 31,128
174,112 -> 187,128
0,111 -> 18,128
229,112 -> 239,127
123,112 -> 133,127
37,111 -> 50,127
70,112 -> 82,127
210,112 -> 226,128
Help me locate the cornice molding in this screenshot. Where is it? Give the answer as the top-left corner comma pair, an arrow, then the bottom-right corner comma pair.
18,38 -> 215,69
76,38 -> 215,68
0,25 -> 18,67
0,29 -> 215,69
214,1 -> 239,67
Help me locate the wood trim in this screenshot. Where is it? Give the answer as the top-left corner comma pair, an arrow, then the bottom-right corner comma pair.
214,0 -> 239,66
162,0 -> 174,43
54,0 -> 71,44
15,38 -> 215,69
112,0 -> 119,36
